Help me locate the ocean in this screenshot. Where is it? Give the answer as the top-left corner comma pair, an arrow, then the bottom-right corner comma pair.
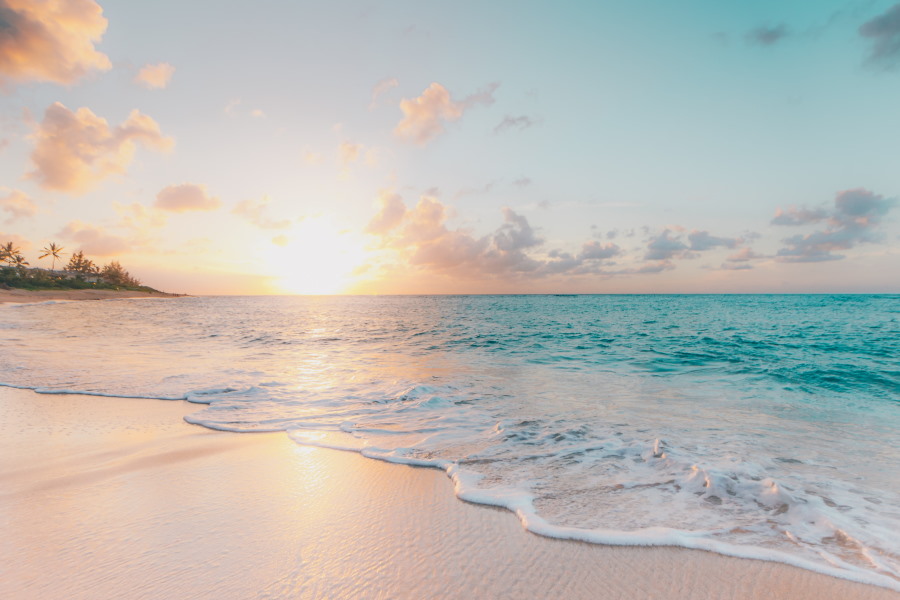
1,294 -> 898,590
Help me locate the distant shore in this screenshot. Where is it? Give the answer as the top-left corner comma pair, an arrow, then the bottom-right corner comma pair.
0,287 -> 185,304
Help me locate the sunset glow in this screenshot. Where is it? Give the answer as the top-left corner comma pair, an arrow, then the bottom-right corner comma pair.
264,217 -> 368,295
1,1 -> 898,294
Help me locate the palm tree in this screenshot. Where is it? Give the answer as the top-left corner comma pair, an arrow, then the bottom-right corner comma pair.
11,253 -> 29,272
39,242 -> 65,272
1,241 -> 20,266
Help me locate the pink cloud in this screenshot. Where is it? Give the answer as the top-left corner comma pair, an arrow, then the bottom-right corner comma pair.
394,82 -> 498,145
0,188 -> 37,222
232,196 -> 290,229
114,202 -> 167,235
365,191 -> 407,235
27,102 -> 173,194
134,62 -> 175,89
57,220 -> 130,256
155,183 -> 221,213
0,232 -> 30,251
0,0 -> 111,88
365,193 -> 622,281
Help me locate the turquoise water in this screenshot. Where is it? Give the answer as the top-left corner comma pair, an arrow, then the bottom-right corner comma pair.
1,295 -> 898,589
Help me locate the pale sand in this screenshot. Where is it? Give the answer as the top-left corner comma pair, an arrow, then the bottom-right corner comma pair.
0,388 -> 896,600
0,288 -> 182,304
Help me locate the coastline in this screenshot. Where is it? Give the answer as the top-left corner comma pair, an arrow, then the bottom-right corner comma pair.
0,287 -> 184,304
1,387 -> 896,600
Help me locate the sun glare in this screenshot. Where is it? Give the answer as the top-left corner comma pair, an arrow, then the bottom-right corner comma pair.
265,217 -> 367,295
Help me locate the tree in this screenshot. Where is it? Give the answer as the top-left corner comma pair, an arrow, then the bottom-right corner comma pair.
10,253 -> 29,272
66,251 -> 98,274
1,241 -> 21,266
39,242 -> 65,271
101,261 -> 140,287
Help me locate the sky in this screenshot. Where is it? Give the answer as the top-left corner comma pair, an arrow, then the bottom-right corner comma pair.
1,0 -> 898,295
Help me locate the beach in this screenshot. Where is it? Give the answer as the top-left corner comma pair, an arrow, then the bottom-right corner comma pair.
1,387 -> 896,600
0,288 -> 182,304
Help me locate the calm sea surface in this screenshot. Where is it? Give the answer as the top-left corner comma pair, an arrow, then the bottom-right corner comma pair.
2,295 -> 898,589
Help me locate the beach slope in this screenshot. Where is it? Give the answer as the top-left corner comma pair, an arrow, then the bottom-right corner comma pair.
0,388 -> 896,600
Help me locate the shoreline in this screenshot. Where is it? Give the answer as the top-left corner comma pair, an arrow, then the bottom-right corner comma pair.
1,387 -> 896,599
0,287 -> 184,304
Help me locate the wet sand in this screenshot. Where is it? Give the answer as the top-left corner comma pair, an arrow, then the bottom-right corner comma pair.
0,387 -> 896,600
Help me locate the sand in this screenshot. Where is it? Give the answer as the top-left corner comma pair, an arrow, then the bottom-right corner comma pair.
0,387 -> 896,600
0,288 -> 182,304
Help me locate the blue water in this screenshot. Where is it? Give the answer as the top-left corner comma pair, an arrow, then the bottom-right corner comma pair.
1,295 -> 898,589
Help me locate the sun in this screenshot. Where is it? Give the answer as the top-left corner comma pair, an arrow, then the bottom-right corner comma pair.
264,216 -> 367,295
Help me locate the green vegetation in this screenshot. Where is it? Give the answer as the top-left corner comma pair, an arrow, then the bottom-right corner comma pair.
1,240 -> 162,293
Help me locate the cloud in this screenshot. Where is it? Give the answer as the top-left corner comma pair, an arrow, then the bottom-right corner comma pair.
455,181 -> 496,198
302,150 -> 323,165
370,77 -> 398,109
0,188 -> 36,222
512,177 -> 532,188
644,229 -> 691,260
365,193 -> 623,281
365,191 -> 407,235
134,62 -> 175,89
494,207 -> 542,251
114,201 -> 167,233
394,82 -> 498,145
155,183 -> 221,213
27,102 -> 173,194
57,220 -> 130,256
688,230 -> 740,251
0,231 -> 30,251
232,196 -> 290,229
747,24 -> 789,46
602,228 -> 637,240
580,240 -> 621,260
224,98 -> 242,116
774,188 -> 898,262
494,115 -> 536,135
339,141 -> 362,167
643,227 -> 744,263
717,247 -> 767,271
771,206 -> 829,225
726,247 -> 766,262
859,4 -> 900,70
0,0 -> 110,88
